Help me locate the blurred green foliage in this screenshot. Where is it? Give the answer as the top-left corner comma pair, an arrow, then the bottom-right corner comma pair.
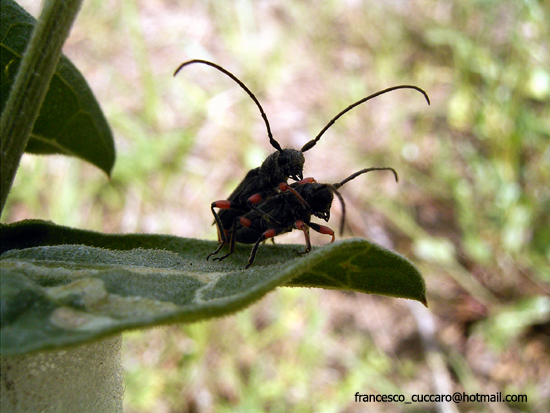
4,0 -> 549,412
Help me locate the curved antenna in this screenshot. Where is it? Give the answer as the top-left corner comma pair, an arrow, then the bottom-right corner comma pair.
331,167 -> 399,235
301,85 -> 430,152
174,59 -> 282,152
333,167 -> 398,189
331,188 -> 347,236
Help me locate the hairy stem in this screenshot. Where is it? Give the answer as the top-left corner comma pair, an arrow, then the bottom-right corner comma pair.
0,0 -> 83,216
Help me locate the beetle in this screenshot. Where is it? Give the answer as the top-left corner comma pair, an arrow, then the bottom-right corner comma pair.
206,167 -> 398,268
174,59 -> 430,247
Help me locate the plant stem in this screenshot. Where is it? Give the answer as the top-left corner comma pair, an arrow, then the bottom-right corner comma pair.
1,334 -> 124,412
0,0 -> 83,216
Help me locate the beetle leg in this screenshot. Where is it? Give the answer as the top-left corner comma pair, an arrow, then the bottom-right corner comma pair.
210,201 -> 230,244
246,193 -> 280,224
247,204 -> 280,224
245,229 -> 277,269
212,218 -> 240,262
278,183 -> 311,209
295,220 -> 312,254
210,199 -> 253,245
294,177 -> 317,185
207,237 -> 226,260
207,208 -> 231,260
308,222 -> 335,243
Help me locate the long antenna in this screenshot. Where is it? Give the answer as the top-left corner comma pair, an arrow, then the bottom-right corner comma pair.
301,85 -> 430,152
331,189 -> 347,236
334,167 -> 398,188
332,167 -> 399,235
174,59 -> 282,151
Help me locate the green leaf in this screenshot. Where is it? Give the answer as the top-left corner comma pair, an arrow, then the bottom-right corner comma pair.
0,0 -> 115,175
0,220 -> 426,355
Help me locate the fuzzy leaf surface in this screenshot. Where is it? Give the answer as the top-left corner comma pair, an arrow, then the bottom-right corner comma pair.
0,220 -> 426,355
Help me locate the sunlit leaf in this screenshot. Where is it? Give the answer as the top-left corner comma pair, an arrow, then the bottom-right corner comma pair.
0,220 -> 426,355
0,0 -> 115,175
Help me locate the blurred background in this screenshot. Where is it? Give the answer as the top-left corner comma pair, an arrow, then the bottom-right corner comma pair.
5,0 -> 550,412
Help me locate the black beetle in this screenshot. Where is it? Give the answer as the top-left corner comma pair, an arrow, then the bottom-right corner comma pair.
174,60 -> 429,249
206,167 -> 398,268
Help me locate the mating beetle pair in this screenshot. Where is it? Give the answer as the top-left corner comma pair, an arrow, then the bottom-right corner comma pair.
174,60 -> 430,267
